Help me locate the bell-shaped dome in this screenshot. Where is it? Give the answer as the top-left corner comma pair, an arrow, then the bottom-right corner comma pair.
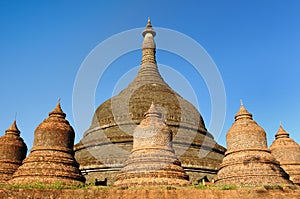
114,103 -> 189,188
0,120 -> 27,184
216,103 -> 292,186
9,101 -> 85,185
226,104 -> 267,152
270,125 -> 300,184
74,19 -> 225,185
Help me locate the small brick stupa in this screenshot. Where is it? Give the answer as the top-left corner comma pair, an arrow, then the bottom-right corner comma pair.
215,103 -> 291,186
270,125 -> 300,184
114,103 -> 189,188
0,120 -> 27,184
9,101 -> 85,185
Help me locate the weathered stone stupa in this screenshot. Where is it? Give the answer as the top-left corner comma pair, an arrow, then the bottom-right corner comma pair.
9,101 -> 85,185
74,19 -> 225,185
270,125 -> 300,184
114,103 -> 189,188
0,120 -> 27,184
215,103 -> 291,186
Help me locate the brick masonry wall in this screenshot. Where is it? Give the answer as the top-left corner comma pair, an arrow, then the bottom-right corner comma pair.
0,189 -> 300,199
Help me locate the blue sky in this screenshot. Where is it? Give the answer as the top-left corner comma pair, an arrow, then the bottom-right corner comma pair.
0,0 -> 300,152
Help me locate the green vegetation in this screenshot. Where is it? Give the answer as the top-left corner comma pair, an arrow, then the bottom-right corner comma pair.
0,182 -> 298,191
1,182 -> 96,190
191,183 -> 237,190
166,186 -> 176,190
219,184 -> 237,190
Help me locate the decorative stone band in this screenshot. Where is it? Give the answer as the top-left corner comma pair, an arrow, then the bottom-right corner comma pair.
0,159 -> 23,164
219,159 -> 281,168
131,146 -> 174,153
225,148 -> 273,155
30,146 -> 74,154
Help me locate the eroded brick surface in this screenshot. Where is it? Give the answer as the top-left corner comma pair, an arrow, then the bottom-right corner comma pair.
8,102 -> 85,185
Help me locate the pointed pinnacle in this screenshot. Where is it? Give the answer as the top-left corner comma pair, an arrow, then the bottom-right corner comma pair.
5,120 -> 20,135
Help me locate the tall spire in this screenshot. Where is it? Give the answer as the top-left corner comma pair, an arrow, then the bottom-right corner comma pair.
141,17 -> 156,64
134,18 -> 165,85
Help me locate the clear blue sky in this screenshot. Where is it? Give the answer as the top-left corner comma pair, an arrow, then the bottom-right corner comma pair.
0,0 -> 300,152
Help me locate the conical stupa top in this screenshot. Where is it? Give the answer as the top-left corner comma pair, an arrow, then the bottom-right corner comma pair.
275,124 -> 290,139
234,102 -> 253,121
49,98 -> 66,118
5,120 -> 20,136
144,102 -> 162,118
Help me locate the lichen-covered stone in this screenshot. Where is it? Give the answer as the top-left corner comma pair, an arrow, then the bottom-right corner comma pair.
74,18 -> 225,185
8,101 -> 85,185
215,104 -> 292,186
270,125 -> 300,184
114,103 -> 189,187
0,121 -> 27,184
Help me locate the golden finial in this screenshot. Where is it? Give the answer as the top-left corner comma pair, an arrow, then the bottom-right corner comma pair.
240,99 -> 243,106
147,17 -> 151,27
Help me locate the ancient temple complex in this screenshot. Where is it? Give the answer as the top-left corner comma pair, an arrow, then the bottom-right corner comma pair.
114,103 -> 189,188
74,19 -> 225,185
270,125 -> 300,184
0,121 -> 27,184
0,19 -> 299,190
9,101 -> 85,185
215,103 -> 292,186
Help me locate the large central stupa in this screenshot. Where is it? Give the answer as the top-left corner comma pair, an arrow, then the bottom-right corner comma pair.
74,19 -> 226,185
